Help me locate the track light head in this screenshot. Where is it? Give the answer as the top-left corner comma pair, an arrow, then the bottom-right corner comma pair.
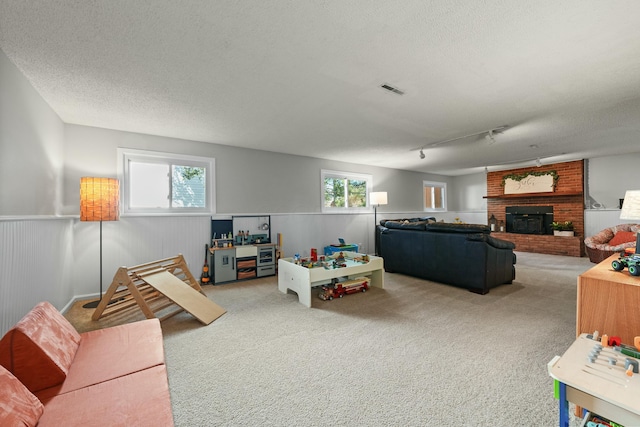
536,158 -> 542,167
485,130 -> 496,143
419,149 -> 425,159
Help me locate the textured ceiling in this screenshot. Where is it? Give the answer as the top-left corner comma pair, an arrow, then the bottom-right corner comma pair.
1,1 -> 640,175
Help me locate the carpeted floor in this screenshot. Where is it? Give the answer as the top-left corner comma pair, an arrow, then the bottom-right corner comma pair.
66,251 -> 593,426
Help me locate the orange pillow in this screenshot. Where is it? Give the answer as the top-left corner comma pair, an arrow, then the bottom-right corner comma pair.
0,365 -> 44,426
609,231 -> 637,246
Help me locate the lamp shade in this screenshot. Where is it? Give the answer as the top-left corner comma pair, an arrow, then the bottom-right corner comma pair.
620,190 -> 640,220
370,192 -> 388,206
80,177 -> 120,221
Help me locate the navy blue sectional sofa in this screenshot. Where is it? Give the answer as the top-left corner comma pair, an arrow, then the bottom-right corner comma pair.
377,219 -> 516,294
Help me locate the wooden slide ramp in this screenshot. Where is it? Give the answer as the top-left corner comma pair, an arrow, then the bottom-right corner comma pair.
92,254 -> 225,325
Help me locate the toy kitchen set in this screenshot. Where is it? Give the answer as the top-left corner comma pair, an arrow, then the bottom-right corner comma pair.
210,215 -> 276,284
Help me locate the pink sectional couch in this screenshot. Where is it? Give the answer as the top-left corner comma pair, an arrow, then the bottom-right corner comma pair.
0,301 -> 174,426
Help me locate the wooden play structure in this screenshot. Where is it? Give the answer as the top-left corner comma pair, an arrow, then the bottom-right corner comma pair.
91,254 -> 225,325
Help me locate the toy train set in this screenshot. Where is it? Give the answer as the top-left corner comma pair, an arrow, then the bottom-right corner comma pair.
295,251 -> 369,269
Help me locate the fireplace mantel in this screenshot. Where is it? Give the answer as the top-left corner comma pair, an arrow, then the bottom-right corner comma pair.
483,191 -> 582,199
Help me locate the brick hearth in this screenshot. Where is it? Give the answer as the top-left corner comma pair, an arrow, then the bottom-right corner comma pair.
491,231 -> 584,257
486,160 -> 585,257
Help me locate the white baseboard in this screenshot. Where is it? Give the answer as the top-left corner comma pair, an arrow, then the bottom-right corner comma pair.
60,293 -> 100,314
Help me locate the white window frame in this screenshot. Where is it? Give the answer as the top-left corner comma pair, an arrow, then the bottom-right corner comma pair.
423,180 -> 447,212
321,169 -> 372,213
117,148 -> 216,216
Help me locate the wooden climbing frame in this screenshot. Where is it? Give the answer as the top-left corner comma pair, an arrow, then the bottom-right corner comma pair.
91,254 -> 225,325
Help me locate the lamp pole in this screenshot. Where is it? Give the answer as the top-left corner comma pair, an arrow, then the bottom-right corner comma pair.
83,220 -> 104,309
370,192 -> 388,256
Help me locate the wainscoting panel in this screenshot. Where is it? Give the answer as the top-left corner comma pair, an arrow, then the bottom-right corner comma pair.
72,216 -> 211,298
0,218 -> 74,336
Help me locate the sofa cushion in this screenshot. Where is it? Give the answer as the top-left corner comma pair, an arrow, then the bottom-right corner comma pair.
35,318 -> 166,401
425,222 -> 491,234
37,365 -> 174,427
383,220 -> 429,230
0,364 -> 44,427
609,230 -> 637,246
0,302 -> 81,393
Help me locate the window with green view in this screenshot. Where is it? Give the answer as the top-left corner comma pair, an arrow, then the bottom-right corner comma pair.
119,148 -> 215,214
322,170 -> 371,212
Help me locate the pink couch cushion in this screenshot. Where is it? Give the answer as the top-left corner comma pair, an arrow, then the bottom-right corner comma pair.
35,318 -> 165,400
37,365 -> 174,427
0,364 -> 44,427
0,302 -> 81,393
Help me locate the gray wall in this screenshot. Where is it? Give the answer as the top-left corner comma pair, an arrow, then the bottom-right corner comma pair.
62,124 -> 452,216
450,172 -> 487,213
0,49 -> 64,216
585,156 -> 640,210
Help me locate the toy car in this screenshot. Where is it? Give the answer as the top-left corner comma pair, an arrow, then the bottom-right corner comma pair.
611,253 -> 640,276
318,277 -> 370,300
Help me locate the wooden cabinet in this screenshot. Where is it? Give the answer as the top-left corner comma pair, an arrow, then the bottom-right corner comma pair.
576,254 -> 640,344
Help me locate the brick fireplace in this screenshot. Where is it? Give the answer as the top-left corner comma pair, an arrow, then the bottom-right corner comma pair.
486,160 -> 585,257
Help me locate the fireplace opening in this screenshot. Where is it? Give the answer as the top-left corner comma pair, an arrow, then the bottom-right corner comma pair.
505,206 -> 553,235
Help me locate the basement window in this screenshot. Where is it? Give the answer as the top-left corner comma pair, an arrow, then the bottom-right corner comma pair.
322,170 -> 372,213
423,181 -> 447,212
118,148 -> 215,215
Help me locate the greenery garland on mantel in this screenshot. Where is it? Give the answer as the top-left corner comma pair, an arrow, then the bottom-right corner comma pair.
501,170 -> 559,187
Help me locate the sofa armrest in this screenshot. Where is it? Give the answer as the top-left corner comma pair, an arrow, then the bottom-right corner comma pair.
0,365 -> 44,426
466,233 -> 516,250
0,302 -> 81,393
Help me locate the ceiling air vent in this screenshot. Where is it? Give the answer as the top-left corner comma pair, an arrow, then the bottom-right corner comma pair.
380,83 -> 404,95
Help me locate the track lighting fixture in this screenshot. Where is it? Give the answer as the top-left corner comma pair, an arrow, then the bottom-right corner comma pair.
487,155 -> 558,170
410,125 -> 508,154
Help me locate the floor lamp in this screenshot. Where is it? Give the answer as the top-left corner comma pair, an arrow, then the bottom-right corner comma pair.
80,177 -> 120,309
620,190 -> 640,254
370,191 -> 388,255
